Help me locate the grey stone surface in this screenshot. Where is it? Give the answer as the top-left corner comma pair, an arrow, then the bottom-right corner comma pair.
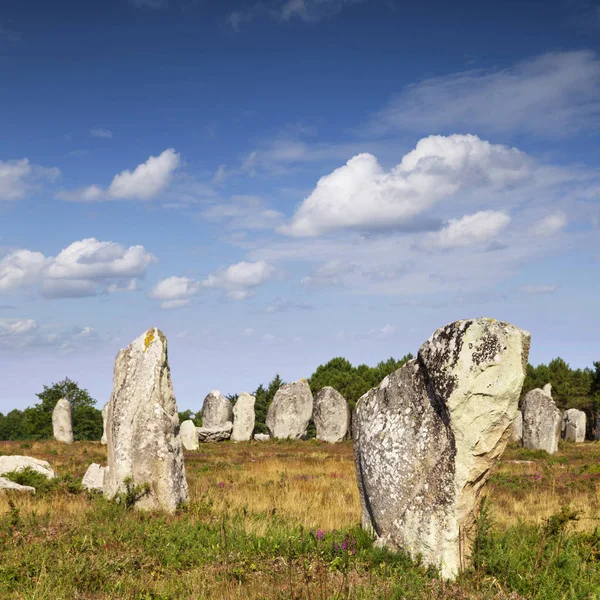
103,328 -> 189,513
543,383 -> 552,398
0,455 -> 56,479
522,388 -> 562,454
82,463 -> 106,491
353,318 -> 530,580
0,477 -> 36,493
180,419 -> 199,450
231,392 -> 256,442
201,390 -> 233,429
266,379 -> 313,440
101,402 -> 109,445
510,410 -> 523,443
197,422 -> 232,442
314,387 -> 350,443
562,408 -> 586,443
254,433 -> 270,441
52,398 -> 74,444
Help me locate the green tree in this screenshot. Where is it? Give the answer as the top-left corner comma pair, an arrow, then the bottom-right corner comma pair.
0,409 -> 25,440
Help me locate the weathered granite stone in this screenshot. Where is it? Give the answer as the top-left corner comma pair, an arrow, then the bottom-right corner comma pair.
197,422 -> 232,442
103,328 -> 189,513
522,388 -> 562,454
52,398 -> 74,444
0,455 -> 56,479
562,408 -> 586,443
353,318 -> 530,580
201,390 -> 233,429
101,402 -> 109,445
180,419 -> 199,450
231,393 -> 256,442
266,379 -> 313,440
510,410 -> 523,443
82,463 -> 106,491
314,387 -> 350,443
254,433 -> 270,441
543,383 -> 552,398
0,477 -> 36,493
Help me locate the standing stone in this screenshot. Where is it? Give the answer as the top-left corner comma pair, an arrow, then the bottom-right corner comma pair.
562,408 -> 586,443
266,379 -> 314,440
314,387 -> 350,443
543,383 -> 552,397
231,392 -> 256,442
52,398 -> 74,443
180,420 -> 199,450
522,388 -> 562,454
101,402 -> 109,445
353,318 -> 530,580
82,464 -> 106,491
201,390 -> 233,428
510,410 -> 523,443
103,328 -> 189,513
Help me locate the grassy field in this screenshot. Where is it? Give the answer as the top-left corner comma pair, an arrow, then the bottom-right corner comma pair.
0,439 -> 599,599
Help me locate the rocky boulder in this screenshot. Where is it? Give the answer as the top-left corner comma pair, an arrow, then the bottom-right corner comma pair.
0,477 -> 36,493
510,410 -> 523,443
522,388 -> 562,454
231,392 -> 256,442
0,455 -> 56,479
197,422 -> 232,443
201,390 -> 233,428
180,419 -> 199,450
314,387 -> 350,443
562,408 -> 586,443
101,402 -> 109,445
266,379 -> 313,440
82,464 -> 106,491
103,328 -> 189,513
353,318 -> 530,580
254,433 -> 270,441
52,398 -> 74,444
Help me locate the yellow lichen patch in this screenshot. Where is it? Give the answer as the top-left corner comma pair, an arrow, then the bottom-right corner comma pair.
144,329 -> 155,351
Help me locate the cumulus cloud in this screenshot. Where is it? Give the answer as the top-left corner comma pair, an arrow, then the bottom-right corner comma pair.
369,50 -> 600,137
57,149 -> 181,202
421,210 -> 511,250
0,318 -> 37,336
203,260 -> 275,300
90,128 -> 113,138
0,159 -> 60,201
280,134 -> 530,237
529,212 -> 567,236
149,276 -> 200,309
0,238 -> 155,299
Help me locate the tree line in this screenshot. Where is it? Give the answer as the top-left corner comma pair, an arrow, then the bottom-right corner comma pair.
1,357 -> 599,441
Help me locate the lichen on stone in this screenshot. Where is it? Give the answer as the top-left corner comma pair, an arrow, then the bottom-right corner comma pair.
144,329 -> 155,351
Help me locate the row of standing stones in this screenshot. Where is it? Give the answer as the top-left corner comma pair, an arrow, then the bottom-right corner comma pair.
510,385 -> 588,453
7,318 -> 553,580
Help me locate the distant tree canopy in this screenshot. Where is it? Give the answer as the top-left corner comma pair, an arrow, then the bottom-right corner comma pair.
0,378 -> 102,441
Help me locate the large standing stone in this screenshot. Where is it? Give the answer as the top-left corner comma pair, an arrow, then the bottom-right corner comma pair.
82,464 -> 106,491
0,456 -> 56,479
314,387 -> 350,443
266,379 -> 313,440
197,422 -> 232,442
562,408 -> 586,443
52,398 -> 74,444
201,390 -> 233,428
101,402 -> 109,445
231,392 -> 256,442
353,318 -> 530,580
522,388 -> 562,454
180,420 -> 199,450
510,410 -> 523,443
103,328 -> 189,513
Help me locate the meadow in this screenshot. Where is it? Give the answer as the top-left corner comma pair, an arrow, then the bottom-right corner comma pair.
0,439 -> 599,599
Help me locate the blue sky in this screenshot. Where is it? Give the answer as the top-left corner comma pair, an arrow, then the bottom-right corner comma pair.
1,0 -> 599,412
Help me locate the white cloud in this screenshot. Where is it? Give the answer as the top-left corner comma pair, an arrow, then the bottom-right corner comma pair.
149,276 -> 200,309
518,285 -> 558,295
57,149 -> 181,202
0,159 -> 60,201
368,324 -> 396,338
90,128 -> 113,139
200,196 -> 284,230
369,50 -> 600,137
241,327 -> 255,337
529,212 -> 567,236
0,238 -> 155,298
0,319 -> 37,336
108,279 -> 137,293
421,210 -> 511,250
203,260 -> 275,300
280,134 -> 530,237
